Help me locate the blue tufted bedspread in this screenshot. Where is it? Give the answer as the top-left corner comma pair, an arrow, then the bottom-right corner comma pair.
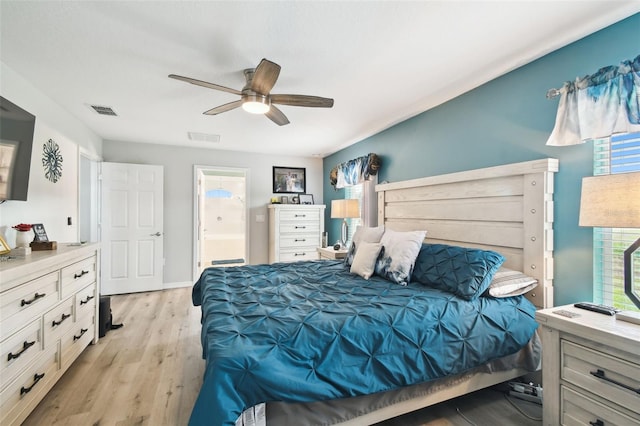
190,260 -> 538,426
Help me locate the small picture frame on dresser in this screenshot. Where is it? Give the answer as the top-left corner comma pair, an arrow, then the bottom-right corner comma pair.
299,194 -> 314,205
32,223 -> 49,242
0,235 -> 10,254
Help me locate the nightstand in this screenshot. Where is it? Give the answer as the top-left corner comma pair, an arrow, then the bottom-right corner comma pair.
317,246 -> 348,260
535,305 -> 640,425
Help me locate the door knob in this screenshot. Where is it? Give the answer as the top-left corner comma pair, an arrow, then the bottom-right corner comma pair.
150,232 -> 162,237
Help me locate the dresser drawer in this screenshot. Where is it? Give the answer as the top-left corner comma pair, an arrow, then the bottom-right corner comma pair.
0,318 -> 43,391
279,209 -> 320,222
60,313 -> 94,371
279,248 -> 320,262
561,340 -> 640,414
43,297 -> 75,349
280,221 -> 320,234
0,345 -> 59,426
75,284 -> 97,319
279,234 -> 321,248
561,385 -> 640,425
0,272 -> 59,341
61,256 -> 97,299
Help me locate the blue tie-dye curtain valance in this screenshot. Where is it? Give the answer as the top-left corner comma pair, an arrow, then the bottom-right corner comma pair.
330,153 -> 381,189
546,54 -> 640,146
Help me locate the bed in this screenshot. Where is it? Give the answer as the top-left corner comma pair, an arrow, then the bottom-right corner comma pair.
190,158 -> 558,426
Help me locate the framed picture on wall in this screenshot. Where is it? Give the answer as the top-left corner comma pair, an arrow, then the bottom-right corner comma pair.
273,166 -> 306,194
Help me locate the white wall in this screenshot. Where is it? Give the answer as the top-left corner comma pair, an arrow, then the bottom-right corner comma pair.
0,62 -> 103,247
102,140 -> 324,287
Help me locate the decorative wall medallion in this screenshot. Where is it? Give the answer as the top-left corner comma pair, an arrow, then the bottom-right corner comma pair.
42,138 -> 63,183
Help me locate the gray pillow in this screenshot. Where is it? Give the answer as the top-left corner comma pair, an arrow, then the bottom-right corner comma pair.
350,242 -> 383,279
344,226 -> 385,266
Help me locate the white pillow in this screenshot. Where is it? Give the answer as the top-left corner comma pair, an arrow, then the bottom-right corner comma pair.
350,242 -> 383,279
344,226 -> 385,266
486,267 -> 538,297
375,229 -> 427,285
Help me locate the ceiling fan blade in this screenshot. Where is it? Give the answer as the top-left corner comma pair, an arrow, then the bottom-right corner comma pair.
265,106 -> 290,126
270,94 -> 334,108
169,74 -> 241,95
203,100 -> 243,115
250,59 -> 281,94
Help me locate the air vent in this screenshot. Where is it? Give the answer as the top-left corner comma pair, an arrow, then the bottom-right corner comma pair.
90,105 -> 117,116
188,132 -> 220,143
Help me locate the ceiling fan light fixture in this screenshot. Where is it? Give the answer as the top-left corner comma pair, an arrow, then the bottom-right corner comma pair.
242,94 -> 270,114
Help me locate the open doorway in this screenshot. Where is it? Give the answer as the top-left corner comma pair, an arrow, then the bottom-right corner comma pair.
78,151 -> 99,243
194,166 -> 249,280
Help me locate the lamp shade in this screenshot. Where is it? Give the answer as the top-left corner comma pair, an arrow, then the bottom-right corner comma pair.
579,172 -> 640,228
331,199 -> 360,219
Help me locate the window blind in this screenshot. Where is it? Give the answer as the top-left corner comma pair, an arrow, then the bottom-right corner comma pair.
593,132 -> 640,311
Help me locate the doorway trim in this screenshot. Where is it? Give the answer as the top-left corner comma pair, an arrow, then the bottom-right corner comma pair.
193,165 -> 250,282
78,148 -> 101,244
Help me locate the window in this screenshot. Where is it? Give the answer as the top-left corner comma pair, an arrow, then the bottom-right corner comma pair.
343,178 -> 377,247
593,132 -> 640,311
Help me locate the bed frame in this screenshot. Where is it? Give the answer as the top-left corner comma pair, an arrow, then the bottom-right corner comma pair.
377,158 -> 557,309
254,158 -> 558,425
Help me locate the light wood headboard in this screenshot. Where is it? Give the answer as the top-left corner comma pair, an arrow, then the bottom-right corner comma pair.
376,158 -> 558,309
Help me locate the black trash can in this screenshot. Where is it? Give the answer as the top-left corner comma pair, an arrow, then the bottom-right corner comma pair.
98,296 -> 111,338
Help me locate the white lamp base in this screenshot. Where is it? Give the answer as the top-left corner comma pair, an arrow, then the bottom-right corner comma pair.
340,219 -> 349,249
616,310 -> 640,325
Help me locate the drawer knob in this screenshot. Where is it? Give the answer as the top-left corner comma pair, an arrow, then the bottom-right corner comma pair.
294,253 -> 306,257
21,292 -> 46,307
20,372 -> 45,396
590,368 -> 640,394
74,270 -> 89,279
80,295 -> 95,305
73,328 -> 89,341
52,312 -> 72,327
294,239 -> 306,242
589,420 -> 604,426
7,340 -> 36,361
294,214 -> 306,218
294,226 -> 306,229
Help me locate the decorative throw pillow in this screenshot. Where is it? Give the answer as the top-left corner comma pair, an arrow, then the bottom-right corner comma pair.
350,242 -> 383,279
484,267 -> 538,298
374,229 -> 427,285
344,226 -> 385,266
412,243 -> 505,300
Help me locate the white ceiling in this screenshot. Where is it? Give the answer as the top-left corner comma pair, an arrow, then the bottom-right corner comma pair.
1,2 -> 638,158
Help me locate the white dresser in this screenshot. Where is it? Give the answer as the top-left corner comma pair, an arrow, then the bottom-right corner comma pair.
0,243 -> 100,426
268,204 -> 325,263
536,305 -> 640,426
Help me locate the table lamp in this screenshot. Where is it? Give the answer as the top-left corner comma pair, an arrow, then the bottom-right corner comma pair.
331,199 -> 360,248
579,172 -> 640,324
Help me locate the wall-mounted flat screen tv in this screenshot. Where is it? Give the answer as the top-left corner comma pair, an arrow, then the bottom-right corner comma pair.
0,96 -> 35,201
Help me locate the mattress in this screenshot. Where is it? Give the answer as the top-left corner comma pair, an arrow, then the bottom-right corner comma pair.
190,260 -> 539,426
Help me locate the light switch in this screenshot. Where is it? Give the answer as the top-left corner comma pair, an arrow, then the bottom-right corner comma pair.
256,214 -> 265,223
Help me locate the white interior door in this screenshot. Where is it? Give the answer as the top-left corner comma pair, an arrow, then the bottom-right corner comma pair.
101,162 -> 164,295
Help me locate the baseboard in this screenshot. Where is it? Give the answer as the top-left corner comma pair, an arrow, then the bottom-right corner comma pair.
163,281 -> 193,290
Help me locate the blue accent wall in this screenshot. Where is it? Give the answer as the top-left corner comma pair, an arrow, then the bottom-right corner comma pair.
323,13 -> 639,306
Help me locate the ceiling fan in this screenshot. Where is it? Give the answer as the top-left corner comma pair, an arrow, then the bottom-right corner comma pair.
169,58 -> 334,126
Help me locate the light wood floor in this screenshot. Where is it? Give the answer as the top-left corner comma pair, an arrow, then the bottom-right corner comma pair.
24,287 -> 541,426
